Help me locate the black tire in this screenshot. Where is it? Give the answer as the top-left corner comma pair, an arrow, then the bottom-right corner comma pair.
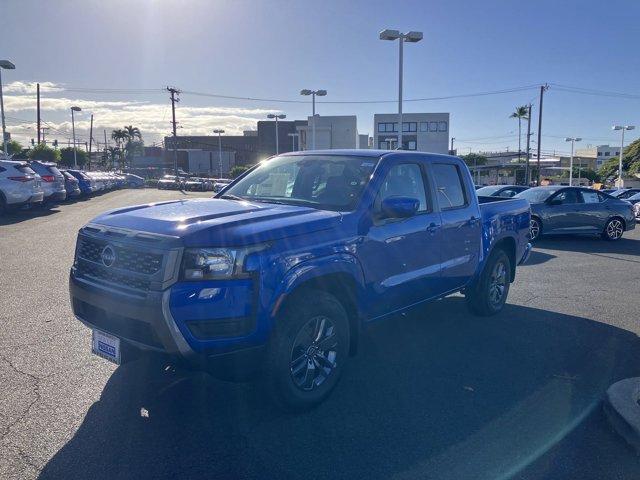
264,289 -> 350,411
465,249 -> 511,316
602,217 -> 625,241
529,216 -> 542,242
0,194 -> 7,214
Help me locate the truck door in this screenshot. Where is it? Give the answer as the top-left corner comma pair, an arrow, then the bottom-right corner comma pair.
430,161 -> 482,293
359,161 -> 442,318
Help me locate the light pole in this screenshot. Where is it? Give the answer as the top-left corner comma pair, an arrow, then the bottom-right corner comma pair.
71,106 -> 82,168
300,89 -> 327,150
379,29 -> 423,150
213,129 -> 225,178
267,113 -> 286,154
564,137 -> 581,186
0,60 -> 15,158
288,132 -> 299,151
612,125 -> 635,188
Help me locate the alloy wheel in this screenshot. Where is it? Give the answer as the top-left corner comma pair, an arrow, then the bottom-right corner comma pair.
529,219 -> 540,241
606,219 -> 624,240
289,316 -> 339,392
488,260 -> 507,308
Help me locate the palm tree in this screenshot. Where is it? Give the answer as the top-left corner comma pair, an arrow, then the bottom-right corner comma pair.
510,106 -> 529,161
111,129 -> 127,169
107,147 -> 120,170
122,125 -> 143,168
123,125 -> 141,141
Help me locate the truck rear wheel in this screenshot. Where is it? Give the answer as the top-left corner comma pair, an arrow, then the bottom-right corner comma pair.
265,289 -> 349,411
465,249 -> 511,316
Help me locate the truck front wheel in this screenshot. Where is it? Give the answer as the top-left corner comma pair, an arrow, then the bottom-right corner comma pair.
265,289 -> 350,411
465,249 -> 511,316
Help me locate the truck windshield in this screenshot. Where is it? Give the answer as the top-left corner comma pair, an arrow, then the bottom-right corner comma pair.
223,154 -> 379,211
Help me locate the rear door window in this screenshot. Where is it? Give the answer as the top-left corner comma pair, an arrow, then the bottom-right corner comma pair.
580,190 -> 601,204
47,165 -> 62,176
432,163 -> 467,210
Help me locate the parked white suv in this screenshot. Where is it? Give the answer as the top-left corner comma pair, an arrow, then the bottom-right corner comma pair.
0,159 -> 45,212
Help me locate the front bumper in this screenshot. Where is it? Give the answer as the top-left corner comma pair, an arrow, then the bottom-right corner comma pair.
69,269 -> 266,370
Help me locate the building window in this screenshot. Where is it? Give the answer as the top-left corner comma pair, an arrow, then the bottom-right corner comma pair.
429,122 -> 438,132
378,123 -> 386,133
438,121 -> 448,132
390,122 -> 398,132
597,152 -> 602,156
408,141 -> 417,150
402,122 -> 417,132
419,122 -> 428,132
604,152 -> 610,156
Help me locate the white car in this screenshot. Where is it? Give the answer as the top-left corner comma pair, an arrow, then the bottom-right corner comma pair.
0,159 -> 44,212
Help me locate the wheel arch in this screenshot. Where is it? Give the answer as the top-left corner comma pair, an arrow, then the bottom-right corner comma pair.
490,236 -> 516,282
273,257 -> 365,356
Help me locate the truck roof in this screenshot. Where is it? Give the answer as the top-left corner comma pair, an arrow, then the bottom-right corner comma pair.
282,149 -> 459,159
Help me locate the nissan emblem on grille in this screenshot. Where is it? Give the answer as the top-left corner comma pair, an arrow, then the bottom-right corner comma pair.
100,245 -> 116,267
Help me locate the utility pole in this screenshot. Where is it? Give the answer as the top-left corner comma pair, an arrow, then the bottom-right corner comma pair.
450,137 -> 455,155
525,104 -> 532,185
104,129 -> 108,170
88,114 -> 93,170
535,84 -> 548,186
36,82 -> 41,144
167,86 -> 180,176
41,127 -> 49,144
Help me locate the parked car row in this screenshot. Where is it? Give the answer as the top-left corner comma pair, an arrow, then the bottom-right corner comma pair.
0,158 -> 145,214
156,174 -> 232,192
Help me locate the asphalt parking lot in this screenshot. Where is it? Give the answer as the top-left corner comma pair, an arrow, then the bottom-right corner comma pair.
1,189 -> 640,480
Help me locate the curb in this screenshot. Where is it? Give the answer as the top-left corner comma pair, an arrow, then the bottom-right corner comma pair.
603,377 -> 640,454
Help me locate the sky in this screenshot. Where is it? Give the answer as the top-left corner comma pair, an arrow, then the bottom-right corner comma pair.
1,0 -> 639,156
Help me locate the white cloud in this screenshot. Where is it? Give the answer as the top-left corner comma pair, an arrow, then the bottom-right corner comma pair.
3,81 -> 64,94
2,81 -> 276,145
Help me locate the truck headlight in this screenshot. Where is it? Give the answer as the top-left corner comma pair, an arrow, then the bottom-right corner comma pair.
181,246 -> 264,280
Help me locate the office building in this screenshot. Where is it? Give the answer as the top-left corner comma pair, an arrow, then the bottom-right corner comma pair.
373,113 -> 450,153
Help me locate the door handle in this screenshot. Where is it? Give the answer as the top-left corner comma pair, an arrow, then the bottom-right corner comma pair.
427,223 -> 440,235
468,216 -> 480,226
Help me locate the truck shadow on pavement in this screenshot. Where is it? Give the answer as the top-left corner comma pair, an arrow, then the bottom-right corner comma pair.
39,298 -> 640,480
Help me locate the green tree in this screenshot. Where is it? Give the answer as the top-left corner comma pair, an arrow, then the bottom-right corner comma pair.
509,105 -> 529,160
0,139 -> 24,157
229,165 -> 250,178
598,137 -> 640,181
28,143 -> 62,163
111,129 -> 128,169
628,161 -> 640,176
107,147 -> 120,170
59,147 -> 88,168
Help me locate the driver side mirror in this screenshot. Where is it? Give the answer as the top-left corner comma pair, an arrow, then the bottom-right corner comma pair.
381,196 -> 420,219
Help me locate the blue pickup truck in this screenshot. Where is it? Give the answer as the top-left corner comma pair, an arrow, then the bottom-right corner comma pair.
70,150 -> 531,410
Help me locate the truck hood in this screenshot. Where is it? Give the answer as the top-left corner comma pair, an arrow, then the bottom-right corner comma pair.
90,198 -> 343,247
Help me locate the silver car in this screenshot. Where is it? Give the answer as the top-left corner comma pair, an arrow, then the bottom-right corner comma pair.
517,186 -> 636,241
29,160 -> 67,205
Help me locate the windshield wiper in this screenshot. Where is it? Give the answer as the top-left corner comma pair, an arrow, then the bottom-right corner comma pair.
218,194 -> 245,201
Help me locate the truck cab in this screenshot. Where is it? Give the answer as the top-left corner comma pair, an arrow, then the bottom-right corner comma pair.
70,150 -> 531,410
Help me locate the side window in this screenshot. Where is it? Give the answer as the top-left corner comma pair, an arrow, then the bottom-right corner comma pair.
498,189 -> 516,198
375,163 -> 429,213
581,190 -> 601,204
432,163 -> 467,209
553,189 -> 580,204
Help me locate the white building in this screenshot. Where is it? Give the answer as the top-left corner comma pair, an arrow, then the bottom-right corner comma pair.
297,115 -> 359,150
576,145 -> 621,169
373,113 -> 450,154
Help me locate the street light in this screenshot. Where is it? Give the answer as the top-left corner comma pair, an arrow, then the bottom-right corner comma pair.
70,106 -> 82,168
300,89 -> 327,150
379,29 -> 423,150
267,113 -> 286,154
287,132 -> 299,151
0,60 -> 16,158
612,125 -> 636,187
564,137 -> 581,186
213,129 -> 225,177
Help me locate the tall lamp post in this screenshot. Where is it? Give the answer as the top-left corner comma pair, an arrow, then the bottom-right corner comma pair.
267,113 -> 286,154
288,132 -> 299,152
379,29 -> 423,150
564,137 -> 581,186
300,89 -> 327,150
0,60 -> 16,158
71,106 -> 82,168
612,125 -> 635,188
213,129 -> 225,177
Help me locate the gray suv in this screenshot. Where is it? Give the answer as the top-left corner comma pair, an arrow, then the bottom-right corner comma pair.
29,160 -> 66,205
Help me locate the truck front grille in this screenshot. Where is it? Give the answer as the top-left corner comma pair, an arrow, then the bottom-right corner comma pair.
78,237 -> 163,275
76,259 -> 151,292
